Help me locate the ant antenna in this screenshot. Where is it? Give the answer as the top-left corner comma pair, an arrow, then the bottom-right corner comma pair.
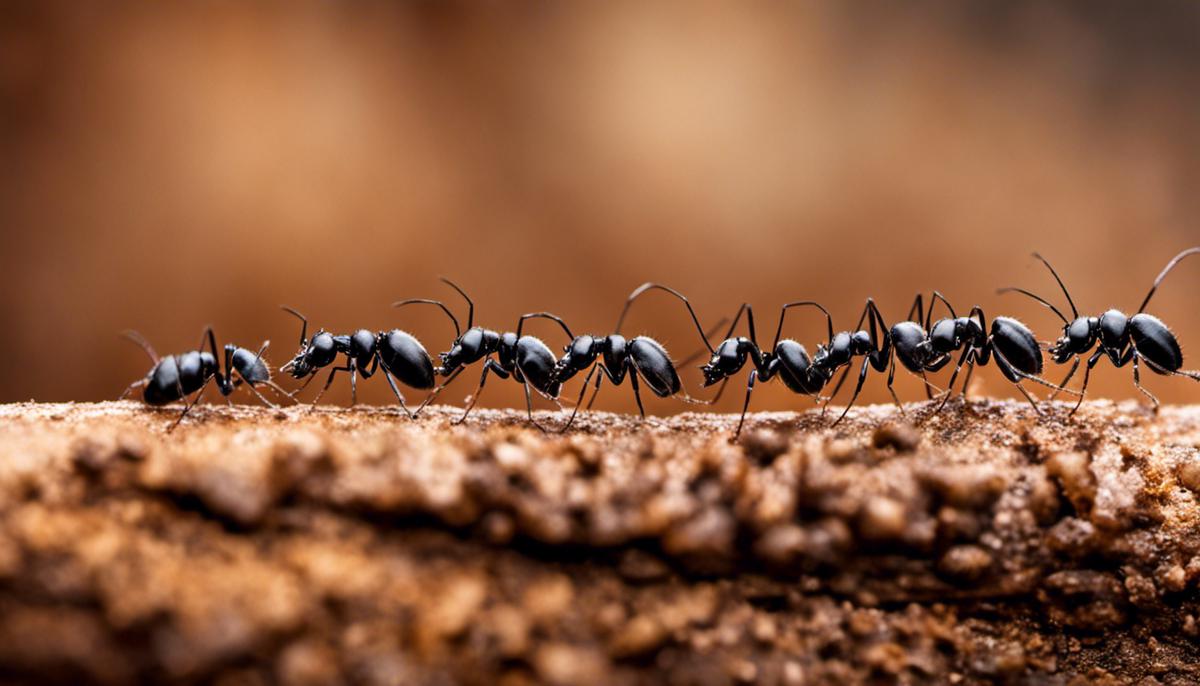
996,287 -> 1069,324
1138,247 -> 1200,314
1031,253 -> 1078,318
120,330 -> 159,363
930,291 -> 957,322
439,277 -> 474,330
280,306 -> 309,344
393,298 -> 462,339
773,301 -> 832,350
517,312 -> 575,341
615,282 -> 714,353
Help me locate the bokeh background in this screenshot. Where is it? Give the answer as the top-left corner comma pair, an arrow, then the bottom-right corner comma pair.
3,1 -> 1200,414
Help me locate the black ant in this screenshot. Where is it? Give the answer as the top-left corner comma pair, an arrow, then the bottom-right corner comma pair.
695,297 -> 891,439
999,248 -> 1200,414
553,283 -> 727,431
278,307 -> 438,417
394,278 -> 574,431
913,292 -> 1076,414
120,328 -> 293,430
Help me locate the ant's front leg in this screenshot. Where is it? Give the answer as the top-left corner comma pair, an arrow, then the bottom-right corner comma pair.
311,359 -> 354,409
455,358 -> 509,425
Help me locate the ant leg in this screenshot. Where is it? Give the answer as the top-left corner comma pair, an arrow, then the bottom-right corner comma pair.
732,369 -> 758,441
628,365 -> 647,419
167,378 -> 213,432
990,345 -> 1081,397
262,381 -> 298,404
558,364 -> 600,432
935,347 -> 974,413
1013,381 -> 1043,415
692,377 -> 731,405
241,381 -> 280,410
379,366 -> 413,418
416,366 -> 465,414
885,356 -> 905,416
819,365 -> 851,417
1070,350 -> 1103,416
290,372 -> 318,400
1132,355 -> 1160,412
833,357 -> 871,426
349,360 -> 359,407
960,360 -> 975,399
586,369 -> 606,410
454,359 -> 509,425
1049,358 -> 1080,402
311,361 -> 353,408
522,380 -> 551,433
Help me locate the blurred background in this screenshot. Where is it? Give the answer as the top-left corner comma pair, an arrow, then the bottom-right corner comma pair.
2,1 -> 1200,414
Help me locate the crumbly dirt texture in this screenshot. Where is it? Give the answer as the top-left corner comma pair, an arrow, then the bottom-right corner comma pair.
2,400 -> 1200,685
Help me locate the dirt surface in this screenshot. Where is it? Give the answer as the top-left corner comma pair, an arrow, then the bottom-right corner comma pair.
2,400 -> 1200,685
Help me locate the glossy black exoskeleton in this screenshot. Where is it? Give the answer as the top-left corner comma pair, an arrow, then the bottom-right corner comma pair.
120,328 -> 292,430
917,291 -> 1072,413
279,307 -> 437,416
999,248 -> 1200,414
554,283 -> 719,431
394,278 -> 572,431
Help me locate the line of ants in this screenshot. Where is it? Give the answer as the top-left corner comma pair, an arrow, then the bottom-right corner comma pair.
122,248 -> 1200,440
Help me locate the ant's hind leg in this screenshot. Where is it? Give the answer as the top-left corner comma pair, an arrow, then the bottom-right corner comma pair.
1050,358 -> 1080,402
1013,382 -> 1043,415
262,381 -> 298,404
380,367 -> 415,419
1132,355 -> 1160,412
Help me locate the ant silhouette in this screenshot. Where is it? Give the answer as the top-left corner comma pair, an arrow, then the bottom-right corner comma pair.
999,248 -> 1200,414
120,327 -> 292,430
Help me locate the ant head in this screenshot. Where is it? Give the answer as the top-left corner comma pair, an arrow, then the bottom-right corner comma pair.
1049,316 -> 1096,361
438,327 -> 498,373
283,330 -> 335,378
700,338 -> 743,387
554,335 -> 600,381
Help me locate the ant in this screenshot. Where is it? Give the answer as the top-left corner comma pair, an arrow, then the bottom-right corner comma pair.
120,328 -> 293,430
278,307 -> 438,417
999,248 -> 1200,414
695,296 -> 891,439
394,278 -> 574,431
914,291 -> 1076,414
552,283 -> 728,431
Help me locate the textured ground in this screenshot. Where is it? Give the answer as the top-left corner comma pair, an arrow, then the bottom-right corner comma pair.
2,399 -> 1200,685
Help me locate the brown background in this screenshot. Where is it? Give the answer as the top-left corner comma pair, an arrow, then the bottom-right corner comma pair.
2,1 -> 1199,414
